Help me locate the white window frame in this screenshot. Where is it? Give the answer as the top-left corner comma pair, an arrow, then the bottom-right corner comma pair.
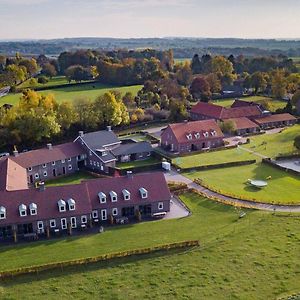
122,189 -> 130,201
139,188 -> 148,199
0,206 -> 6,220
112,208 -> 118,216
98,192 -> 106,204
110,191 -> 117,202
68,157 -> 72,162
42,163 -> 47,168
34,173 -> 39,179
101,209 -> 107,221
37,221 -> 44,230
28,167 -> 32,172
158,202 -> 164,210
50,219 -> 56,228
70,217 -> 77,228
58,200 -> 66,212
81,215 -> 87,224
43,171 -> 47,177
19,204 -> 27,217
61,159 -> 65,163
92,210 -> 98,219
52,161 -> 56,166
61,218 -> 67,230
68,165 -> 72,170
68,198 -> 76,211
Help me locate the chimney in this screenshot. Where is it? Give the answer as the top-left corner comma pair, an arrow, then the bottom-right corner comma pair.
107,126 -> 112,132
47,143 -> 53,150
13,150 -> 19,157
126,171 -> 133,179
38,181 -> 46,192
78,131 -> 84,137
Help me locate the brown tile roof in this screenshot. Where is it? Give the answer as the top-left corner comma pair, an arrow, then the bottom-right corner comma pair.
0,172 -> 171,226
168,120 -> 224,144
227,117 -> 260,130
0,158 -> 28,191
253,113 -> 297,125
87,172 -> 171,210
11,142 -> 85,169
191,101 -> 262,120
231,99 -> 262,108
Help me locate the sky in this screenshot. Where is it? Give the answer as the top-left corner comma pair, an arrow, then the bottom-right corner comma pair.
0,0 -> 299,40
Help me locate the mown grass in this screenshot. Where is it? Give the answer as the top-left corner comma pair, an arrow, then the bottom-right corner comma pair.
46,171 -> 97,187
184,163 -> 300,204
116,157 -> 161,169
0,193 -> 299,299
17,76 -> 76,90
213,95 -> 286,112
1,82 -> 143,105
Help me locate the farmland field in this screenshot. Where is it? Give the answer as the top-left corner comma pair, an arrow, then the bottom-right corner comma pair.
0,192 -> 299,299
1,82 -> 143,105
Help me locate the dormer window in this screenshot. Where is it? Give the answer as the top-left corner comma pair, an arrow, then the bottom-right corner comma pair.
139,188 -> 148,199
28,167 -> 32,172
58,199 -> 66,212
194,132 -> 200,139
186,134 -> 192,140
0,206 -> 6,219
29,203 -> 37,215
110,191 -> 117,202
211,130 -> 217,136
42,163 -> 47,168
122,189 -> 130,201
67,198 -> 76,211
203,131 -> 209,138
98,192 -> 106,203
52,161 -> 56,166
19,204 -> 27,217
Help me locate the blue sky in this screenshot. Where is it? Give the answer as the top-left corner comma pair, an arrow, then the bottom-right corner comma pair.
0,0 -> 299,40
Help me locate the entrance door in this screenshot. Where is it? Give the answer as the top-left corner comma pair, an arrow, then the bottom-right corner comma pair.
53,169 -> 57,177
121,207 -> 135,217
139,205 -> 152,216
63,167 -> 66,175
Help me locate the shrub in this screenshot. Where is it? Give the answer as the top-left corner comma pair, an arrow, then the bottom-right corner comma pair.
37,76 -> 49,84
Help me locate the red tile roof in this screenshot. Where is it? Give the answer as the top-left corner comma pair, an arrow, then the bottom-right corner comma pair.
168,120 -> 224,144
227,117 -> 260,130
0,172 -> 171,226
11,142 -> 85,168
191,101 -> 263,120
253,113 -> 297,124
0,158 -> 28,191
231,99 -> 262,108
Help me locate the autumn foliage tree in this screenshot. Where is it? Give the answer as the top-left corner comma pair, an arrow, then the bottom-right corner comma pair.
190,76 -> 212,101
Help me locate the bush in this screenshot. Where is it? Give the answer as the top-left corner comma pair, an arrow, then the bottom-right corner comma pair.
28,78 -> 38,86
37,76 -> 49,84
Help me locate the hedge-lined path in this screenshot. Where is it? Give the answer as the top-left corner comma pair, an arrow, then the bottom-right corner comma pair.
165,169 -> 300,213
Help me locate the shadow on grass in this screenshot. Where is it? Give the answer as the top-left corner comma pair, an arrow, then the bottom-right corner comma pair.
0,247 -> 196,287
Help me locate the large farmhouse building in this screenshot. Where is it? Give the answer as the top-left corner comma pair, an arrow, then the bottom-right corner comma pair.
253,113 -> 297,129
6,127 -> 153,185
161,120 -> 224,154
0,171 -> 171,242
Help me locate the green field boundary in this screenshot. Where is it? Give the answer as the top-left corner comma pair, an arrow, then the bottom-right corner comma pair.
0,240 -> 199,279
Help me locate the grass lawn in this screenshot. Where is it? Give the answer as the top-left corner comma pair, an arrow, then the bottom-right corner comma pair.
184,163 -> 300,204
119,133 -> 149,142
46,171 -> 97,187
1,82 -> 143,105
17,76 -> 79,90
212,96 -> 286,112
116,157 -> 161,169
243,125 -> 300,158
0,192 -> 299,299
173,147 -> 256,169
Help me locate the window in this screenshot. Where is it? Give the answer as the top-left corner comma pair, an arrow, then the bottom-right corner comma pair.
92,210 -> 98,219
97,162 -> 100,167
70,217 -> 77,228
67,198 -> 76,211
68,157 -> 72,162
89,150 -> 92,156
110,191 -> 117,202
98,192 -> 106,203
50,219 -> 56,228
28,167 -> 32,171
0,206 -> 6,219
29,203 -> 37,215
186,134 -> 192,140
68,165 -> 72,170
194,132 -> 200,139
112,208 -> 118,216
101,209 -> 107,221
122,189 -> 130,200
19,204 -> 27,217
37,221 -> 44,230
203,131 -> 209,138
58,199 -> 66,212
158,202 -> 164,210
42,163 -> 47,168
139,187 -> 148,199
43,171 -> 47,177
61,159 -> 65,163
90,160 -> 93,165
93,161 -> 96,166
81,215 -> 87,224
52,161 -> 56,166
34,173 -> 39,179
61,218 -> 67,230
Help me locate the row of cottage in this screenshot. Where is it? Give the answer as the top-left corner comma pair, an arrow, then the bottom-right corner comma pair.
161,99 -> 297,153
0,172 -> 171,241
